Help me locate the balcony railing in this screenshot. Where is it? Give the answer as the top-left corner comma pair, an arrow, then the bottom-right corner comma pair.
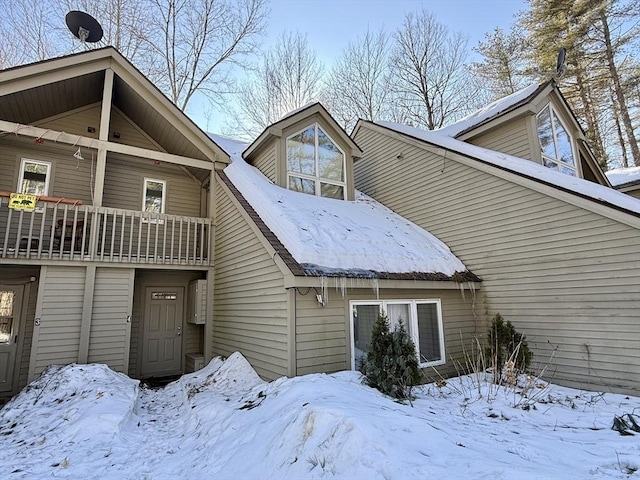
0,196 -> 212,266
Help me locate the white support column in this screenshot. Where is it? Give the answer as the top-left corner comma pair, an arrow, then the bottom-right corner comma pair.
93,68 -> 114,207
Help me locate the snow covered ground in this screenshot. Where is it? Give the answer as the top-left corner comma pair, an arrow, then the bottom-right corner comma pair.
1,353 -> 638,479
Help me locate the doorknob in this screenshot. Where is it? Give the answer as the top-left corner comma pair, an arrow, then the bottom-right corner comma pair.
177,326 -> 181,336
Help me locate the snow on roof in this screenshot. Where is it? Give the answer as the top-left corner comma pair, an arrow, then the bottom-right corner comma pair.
437,83 -> 543,138
605,166 -> 640,187
277,102 -> 317,122
377,121 -> 640,216
210,133 -> 469,277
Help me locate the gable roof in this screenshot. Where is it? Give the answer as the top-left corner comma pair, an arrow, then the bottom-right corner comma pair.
212,133 -> 478,282
606,166 -> 640,189
438,82 -> 550,139
243,103 -> 363,161
362,120 -> 640,220
0,47 -> 228,163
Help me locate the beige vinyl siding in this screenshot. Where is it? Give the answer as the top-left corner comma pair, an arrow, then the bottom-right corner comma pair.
467,117 -> 533,160
184,323 -> 203,355
295,287 -> 479,378
87,267 -> 134,372
32,266 -> 86,377
109,109 -> 163,151
0,138 -> 93,203
251,145 -> 276,183
354,124 -> 640,394
128,280 -> 142,375
36,105 -> 101,139
213,181 -> 288,380
103,155 -> 201,216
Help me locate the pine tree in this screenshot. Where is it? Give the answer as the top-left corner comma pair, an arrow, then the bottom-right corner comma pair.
486,313 -> 532,383
523,0 -> 640,168
472,26 -> 532,98
361,313 -> 420,400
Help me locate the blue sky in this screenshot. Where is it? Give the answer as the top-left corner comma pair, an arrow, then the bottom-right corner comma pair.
195,0 -> 528,132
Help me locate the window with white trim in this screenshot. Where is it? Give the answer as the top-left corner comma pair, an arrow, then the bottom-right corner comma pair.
143,178 -> 166,214
286,123 -> 346,199
18,159 -> 51,196
350,299 -> 445,370
536,104 -> 577,177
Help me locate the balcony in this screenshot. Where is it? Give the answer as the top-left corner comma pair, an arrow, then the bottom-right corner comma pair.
0,195 -> 212,266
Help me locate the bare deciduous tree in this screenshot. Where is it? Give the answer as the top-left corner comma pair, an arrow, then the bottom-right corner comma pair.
390,9 -> 475,130
148,0 -> 268,111
228,31 -> 324,138
66,0 -> 155,66
323,29 -> 394,131
0,0 -> 67,66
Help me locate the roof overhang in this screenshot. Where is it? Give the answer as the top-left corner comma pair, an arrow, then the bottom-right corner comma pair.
0,47 -> 229,164
356,120 -> 640,227
243,102 -> 363,161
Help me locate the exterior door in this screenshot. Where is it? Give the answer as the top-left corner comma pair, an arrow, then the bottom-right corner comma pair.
0,286 -> 23,394
141,287 -> 183,377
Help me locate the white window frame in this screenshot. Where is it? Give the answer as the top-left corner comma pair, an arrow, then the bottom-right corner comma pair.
142,178 -> 166,223
536,103 -> 578,177
17,158 -> 51,196
349,299 -> 445,370
286,123 -> 346,199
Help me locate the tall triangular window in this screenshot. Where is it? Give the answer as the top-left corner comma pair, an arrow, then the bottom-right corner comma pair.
286,124 -> 346,199
536,104 -> 577,176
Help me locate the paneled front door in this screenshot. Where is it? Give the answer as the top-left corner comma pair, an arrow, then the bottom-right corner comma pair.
0,286 -> 23,394
141,287 -> 183,377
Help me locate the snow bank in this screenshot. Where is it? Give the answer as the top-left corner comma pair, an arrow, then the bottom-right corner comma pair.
606,166 -> 640,187
1,355 -> 639,479
378,121 -> 640,216
0,364 -> 138,442
211,133 -> 468,276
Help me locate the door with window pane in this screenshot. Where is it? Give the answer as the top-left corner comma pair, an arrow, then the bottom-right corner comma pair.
0,286 -> 23,394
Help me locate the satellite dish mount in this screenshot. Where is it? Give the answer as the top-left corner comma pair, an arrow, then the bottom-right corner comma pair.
556,48 -> 567,79
66,11 -> 103,43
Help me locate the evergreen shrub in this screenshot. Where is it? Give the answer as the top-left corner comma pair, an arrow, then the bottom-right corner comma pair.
486,313 -> 532,382
360,312 -> 421,400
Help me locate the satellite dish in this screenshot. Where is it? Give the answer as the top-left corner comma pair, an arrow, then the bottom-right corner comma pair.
65,11 -> 103,43
556,48 -> 567,78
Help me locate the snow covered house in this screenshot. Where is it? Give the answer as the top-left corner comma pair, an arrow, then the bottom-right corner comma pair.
0,48 -> 228,400
606,166 -> 640,200
353,81 -> 640,395
0,48 -> 480,400
210,104 -> 480,380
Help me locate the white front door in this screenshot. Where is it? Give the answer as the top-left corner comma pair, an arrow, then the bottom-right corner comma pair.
141,287 -> 183,377
0,286 -> 23,394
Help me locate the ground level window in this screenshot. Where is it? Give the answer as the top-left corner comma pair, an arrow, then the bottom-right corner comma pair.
350,299 -> 445,370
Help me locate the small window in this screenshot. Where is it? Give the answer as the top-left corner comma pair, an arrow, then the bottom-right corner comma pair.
18,159 -> 51,196
350,299 -> 445,369
0,291 -> 15,344
286,124 -> 346,199
536,104 -> 577,177
143,178 -> 166,214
